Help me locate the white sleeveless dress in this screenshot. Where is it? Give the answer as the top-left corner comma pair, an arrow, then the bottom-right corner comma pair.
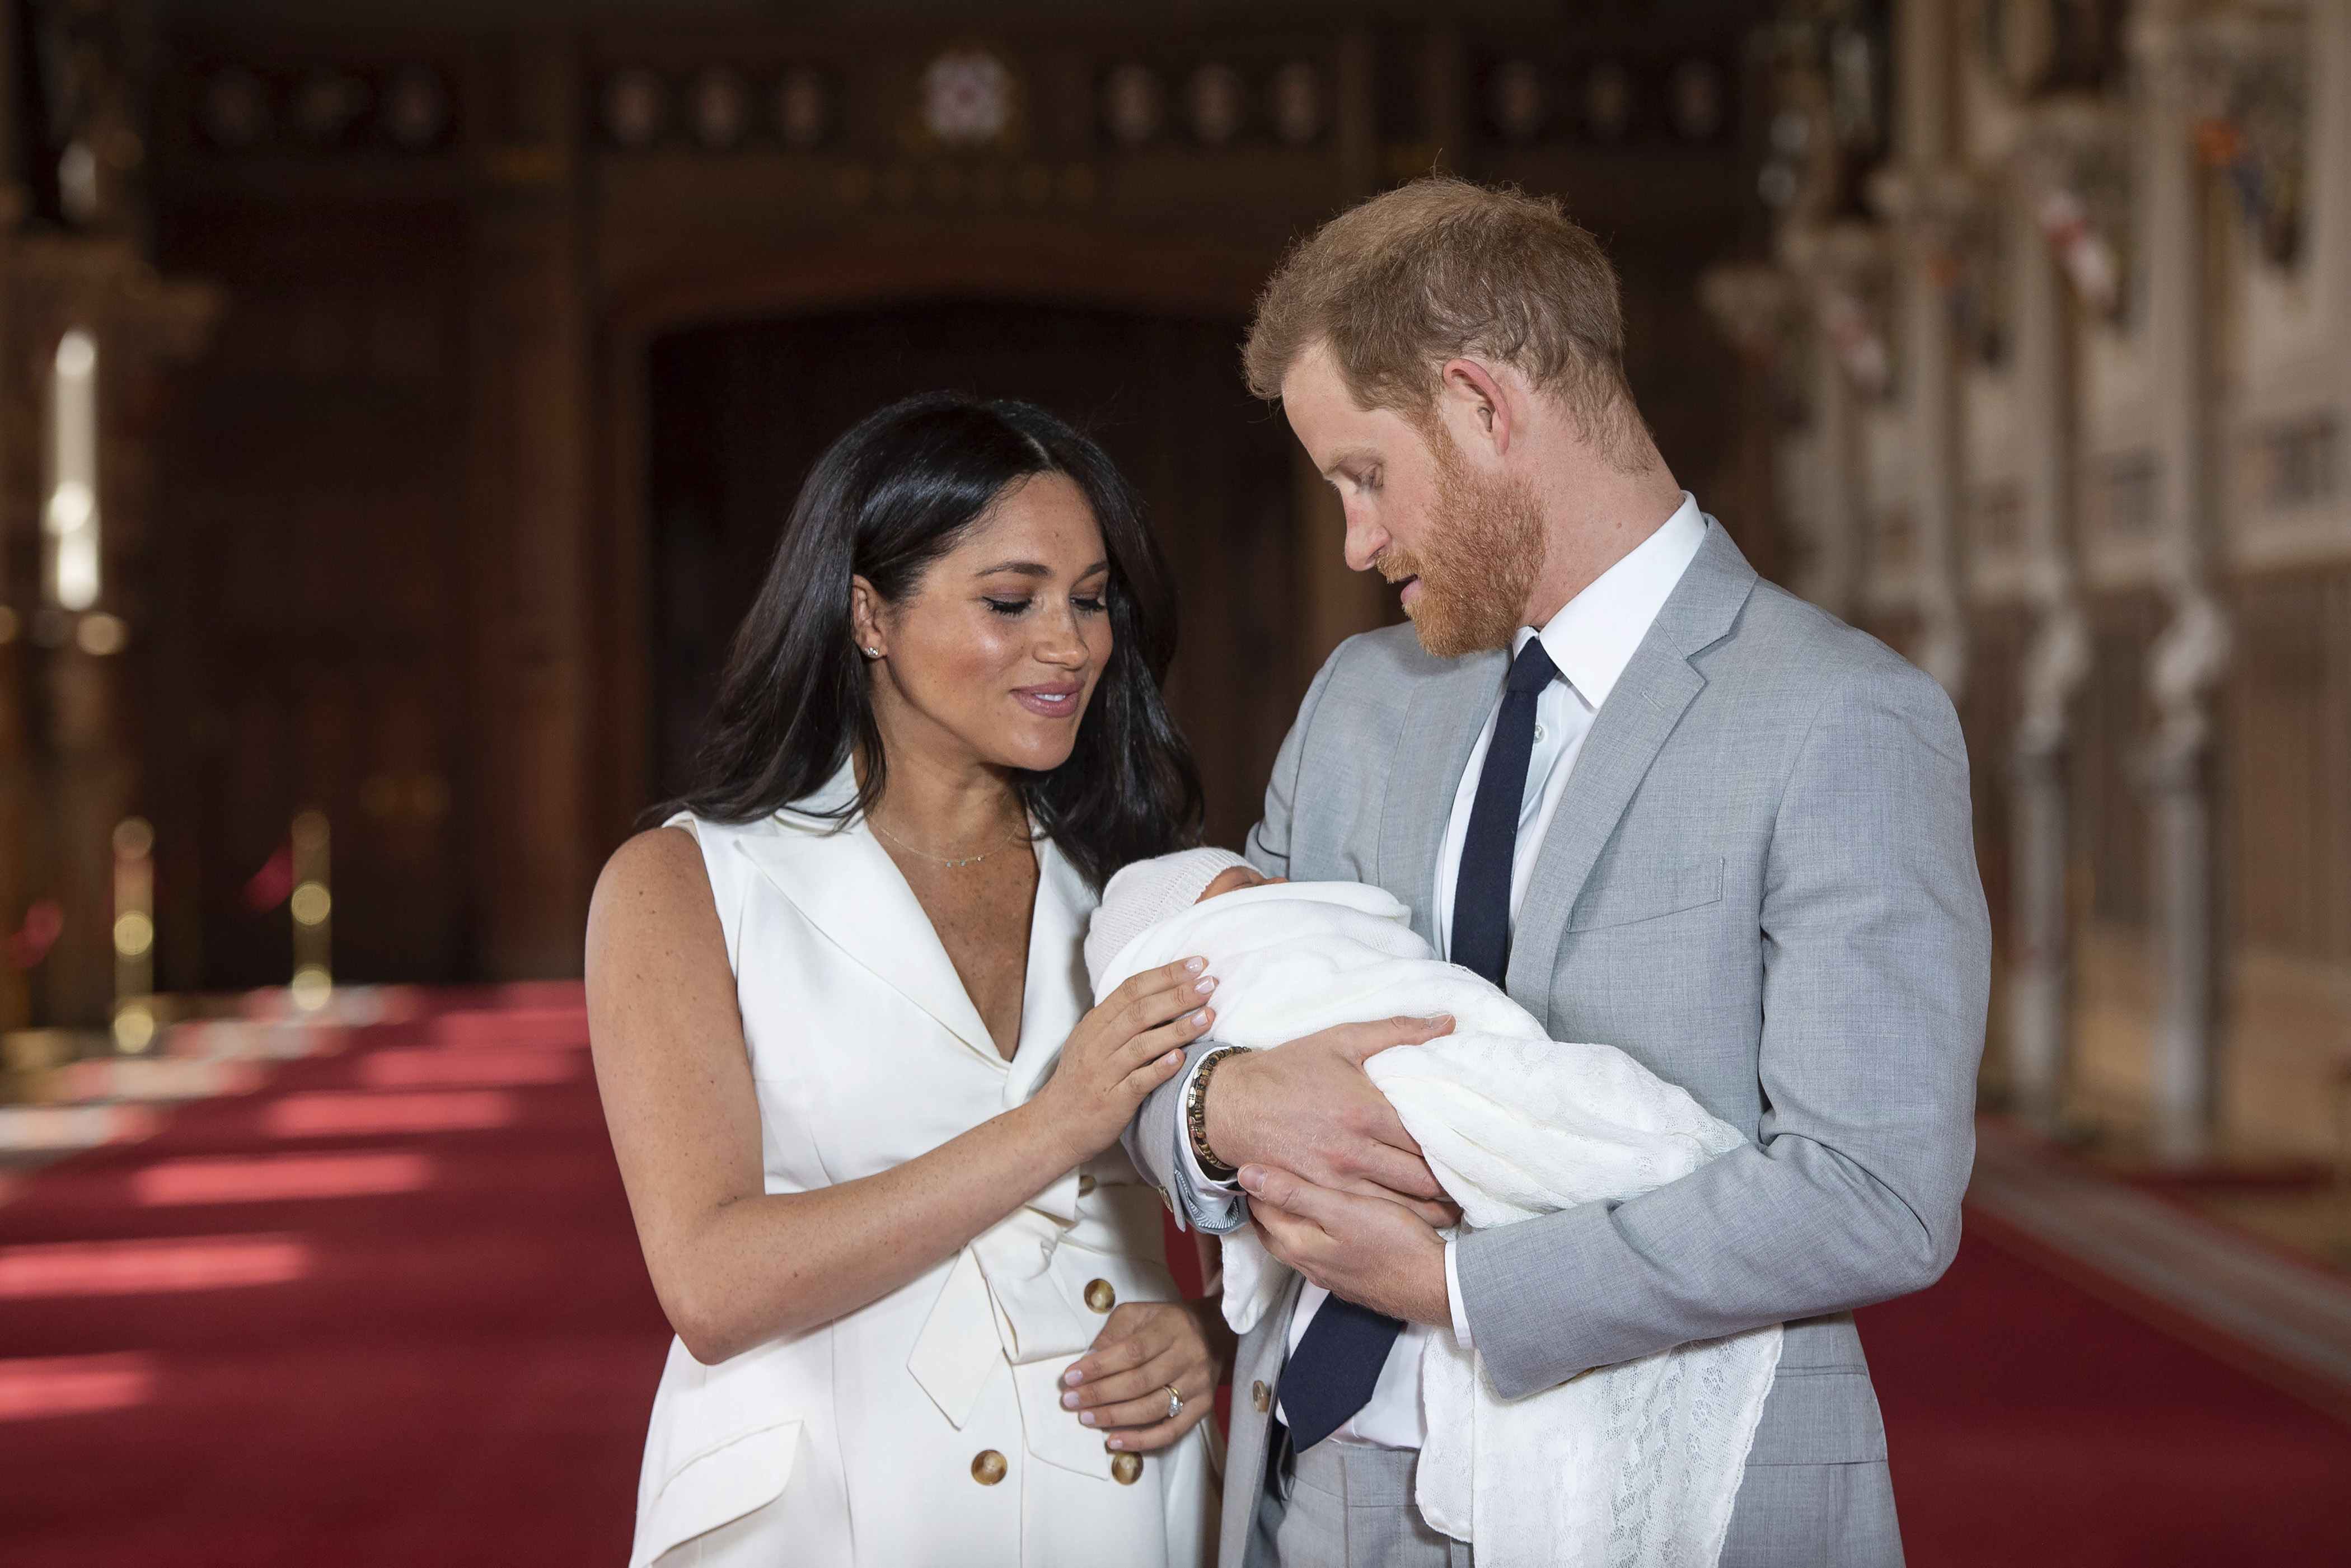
629,772 -> 1219,1568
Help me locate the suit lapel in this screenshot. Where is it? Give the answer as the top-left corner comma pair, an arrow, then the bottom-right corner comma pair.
1376,649 -> 1506,944
734,815 -> 1003,1068
1505,521 -> 1758,1005
1222,1273 -> 1304,1568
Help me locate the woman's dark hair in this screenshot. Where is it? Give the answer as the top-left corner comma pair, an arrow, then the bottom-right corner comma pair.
676,392 -> 1204,888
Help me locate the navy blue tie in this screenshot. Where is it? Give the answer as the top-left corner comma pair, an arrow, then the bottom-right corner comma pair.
1276,635 -> 1556,1455
1450,636 -> 1557,986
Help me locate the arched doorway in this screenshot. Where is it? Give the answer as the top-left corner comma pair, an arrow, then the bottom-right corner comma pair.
644,299 -> 1302,849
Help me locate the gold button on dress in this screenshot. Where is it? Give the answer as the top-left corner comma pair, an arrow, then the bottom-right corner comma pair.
971,1449 -> 1008,1486
1110,1452 -> 1143,1485
1083,1278 -> 1117,1313
1251,1380 -> 1271,1413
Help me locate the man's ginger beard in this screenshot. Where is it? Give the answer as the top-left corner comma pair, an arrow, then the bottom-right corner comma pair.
1380,427 -> 1549,659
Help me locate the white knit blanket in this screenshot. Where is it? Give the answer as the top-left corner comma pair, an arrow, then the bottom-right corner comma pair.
1095,879 -> 1781,1568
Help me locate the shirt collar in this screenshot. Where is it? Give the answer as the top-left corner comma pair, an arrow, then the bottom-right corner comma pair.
1516,492 -> 1707,710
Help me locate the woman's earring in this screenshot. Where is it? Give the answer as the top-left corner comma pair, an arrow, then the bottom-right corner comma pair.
864,646 -> 881,658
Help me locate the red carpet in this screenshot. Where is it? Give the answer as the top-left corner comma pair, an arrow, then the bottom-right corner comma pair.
2,991 -> 2344,1565
0,988 -> 671,1567
1861,1223 -> 2351,1566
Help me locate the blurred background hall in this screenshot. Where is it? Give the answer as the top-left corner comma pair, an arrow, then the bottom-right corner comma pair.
0,0 -> 2346,1562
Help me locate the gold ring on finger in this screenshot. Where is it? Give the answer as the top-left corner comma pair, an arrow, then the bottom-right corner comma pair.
1163,1383 -> 1183,1421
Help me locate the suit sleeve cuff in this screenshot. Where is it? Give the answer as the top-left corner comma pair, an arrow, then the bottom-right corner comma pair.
1445,1238 -> 1473,1347
1176,1054 -> 1244,1195
1167,1053 -> 1246,1235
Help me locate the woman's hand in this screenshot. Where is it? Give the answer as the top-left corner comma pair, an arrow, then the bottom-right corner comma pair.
1060,1299 -> 1231,1453
1029,958 -> 1216,1163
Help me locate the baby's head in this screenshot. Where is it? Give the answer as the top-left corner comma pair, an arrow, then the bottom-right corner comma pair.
1084,848 -> 1284,999
1198,863 -> 1277,902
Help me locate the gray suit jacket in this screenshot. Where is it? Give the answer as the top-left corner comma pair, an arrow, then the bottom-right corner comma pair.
1128,521 -> 1988,1567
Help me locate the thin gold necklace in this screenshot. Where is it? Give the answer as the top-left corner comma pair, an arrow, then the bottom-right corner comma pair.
868,813 -> 1029,869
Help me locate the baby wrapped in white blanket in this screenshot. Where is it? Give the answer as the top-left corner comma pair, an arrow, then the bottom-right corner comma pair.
1085,849 -> 1783,1568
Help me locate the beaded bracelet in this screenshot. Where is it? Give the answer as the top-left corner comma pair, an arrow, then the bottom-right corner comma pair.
1185,1045 -> 1251,1182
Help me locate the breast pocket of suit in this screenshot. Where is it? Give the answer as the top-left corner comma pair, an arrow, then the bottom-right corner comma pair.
1743,1368 -> 1889,1466
1567,858 -> 1725,932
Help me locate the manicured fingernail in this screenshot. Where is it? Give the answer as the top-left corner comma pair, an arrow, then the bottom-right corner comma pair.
1061,1391 -> 1079,1408
1107,1436 -> 1123,1449
1186,958 -> 1206,973
1080,1412 -> 1096,1426
1064,1369 -> 1083,1386
1195,977 -> 1216,994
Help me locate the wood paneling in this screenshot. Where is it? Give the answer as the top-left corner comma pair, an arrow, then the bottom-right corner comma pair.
147,205 -> 475,988
123,10 -> 1764,988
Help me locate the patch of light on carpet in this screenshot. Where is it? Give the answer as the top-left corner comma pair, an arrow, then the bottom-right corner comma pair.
428,1009 -> 589,1050
0,1235 -> 310,1298
266,1090 -> 515,1137
358,1047 -> 575,1089
134,1152 -> 435,1206
0,1352 -> 158,1421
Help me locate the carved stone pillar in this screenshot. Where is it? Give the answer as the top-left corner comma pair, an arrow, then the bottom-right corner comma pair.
2321,0 -> 2351,470
1778,224 -> 1886,623
2132,0 -> 2230,1163
2004,130 -> 2096,1131
470,34 -> 595,979
0,199 -> 24,1033
1746,8 -> 1890,621
1697,262 -> 1794,584
4,240 -> 218,1028
1804,312 -> 1865,619
1884,0 -> 1968,699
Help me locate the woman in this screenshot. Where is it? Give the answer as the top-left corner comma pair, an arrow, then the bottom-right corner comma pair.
588,394 -> 1228,1568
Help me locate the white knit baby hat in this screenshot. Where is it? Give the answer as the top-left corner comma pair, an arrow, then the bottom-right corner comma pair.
1082,848 -> 1252,999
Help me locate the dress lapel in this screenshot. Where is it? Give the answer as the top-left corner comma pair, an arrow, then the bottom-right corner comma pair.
1003,838 -> 1097,1107
1504,520 -> 1759,1004
733,799 -> 1002,1068
1377,648 -> 1507,945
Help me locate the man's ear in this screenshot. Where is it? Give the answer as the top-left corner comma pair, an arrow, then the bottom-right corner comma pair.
1436,358 -> 1514,460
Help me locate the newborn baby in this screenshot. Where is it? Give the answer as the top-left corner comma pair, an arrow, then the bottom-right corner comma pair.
1084,848 -> 1783,1568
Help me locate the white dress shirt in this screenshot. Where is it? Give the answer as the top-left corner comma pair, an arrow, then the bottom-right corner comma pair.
1190,494 -> 1708,1449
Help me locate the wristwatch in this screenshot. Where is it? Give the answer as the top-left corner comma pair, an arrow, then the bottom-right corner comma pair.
1185,1045 -> 1251,1183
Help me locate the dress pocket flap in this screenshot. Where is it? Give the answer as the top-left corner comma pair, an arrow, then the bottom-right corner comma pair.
639,1419 -> 804,1566
1743,1370 -> 1888,1466
1568,859 -> 1725,931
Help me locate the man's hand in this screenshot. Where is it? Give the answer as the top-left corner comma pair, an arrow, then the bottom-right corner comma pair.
1203,1015 -> 1461,1227
1240,1164 -> 1452,1326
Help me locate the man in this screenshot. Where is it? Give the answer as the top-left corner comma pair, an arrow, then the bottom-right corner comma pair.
1126,177 -> 1988,1567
